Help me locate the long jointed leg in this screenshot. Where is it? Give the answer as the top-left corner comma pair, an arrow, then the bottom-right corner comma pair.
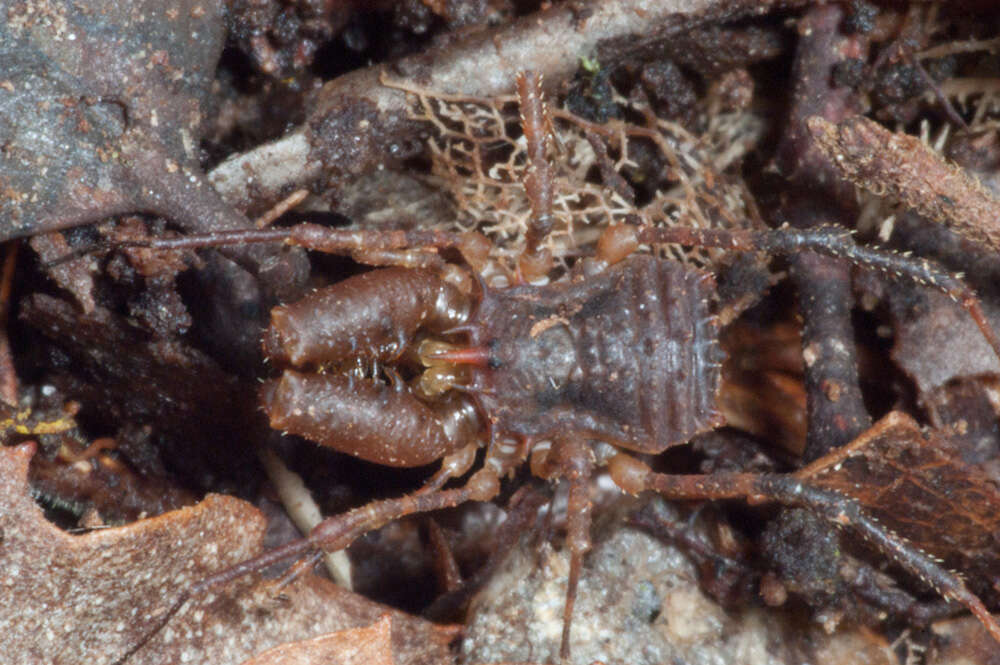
629,224 -> 1000,362
530,437 -> 597,660
111,468 -> 500,665
95,219 -> 1000,364
561,476 -> 592,660
608,454 -> 1000,642
85,218 -> 1000,364
516,70 -> 556,258
558,441 -> 594,661
50,223 -> 492,271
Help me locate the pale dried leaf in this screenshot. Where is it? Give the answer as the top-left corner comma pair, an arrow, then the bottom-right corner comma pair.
0,443 -> 456,665
239,615 -> 395,665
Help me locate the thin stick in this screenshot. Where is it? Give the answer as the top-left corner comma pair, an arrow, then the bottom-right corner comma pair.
253,189 -> 309,228
257,446 -> 352,588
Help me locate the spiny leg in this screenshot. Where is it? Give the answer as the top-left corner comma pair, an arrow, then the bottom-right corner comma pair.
102,220 -> 999,364
516,70 -> 556,267
55,62 -> 582,281
608,454 -> 1000,643
531,437 -> 595,660
561,468 -> 593,660
624,223 -> 1000,362
55,79 -> 558,277
758,475 -> 1000,642
50,223 -> 494,274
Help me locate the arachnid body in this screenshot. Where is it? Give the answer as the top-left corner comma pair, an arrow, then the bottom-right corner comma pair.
109,72 -> 1000,663
255,239 -> 729,659
112,219 -> 1000,665
262,254 -> 724,469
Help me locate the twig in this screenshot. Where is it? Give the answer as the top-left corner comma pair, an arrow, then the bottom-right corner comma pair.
809,114 -> 1000,253
776,4 -> 872,460
257,445 -> 353,589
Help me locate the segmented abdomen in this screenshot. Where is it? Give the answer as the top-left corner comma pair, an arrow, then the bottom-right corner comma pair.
568,256 -> 724,451
477,255 -> 724,452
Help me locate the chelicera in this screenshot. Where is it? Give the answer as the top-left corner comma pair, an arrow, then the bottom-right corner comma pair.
112,73 -> 1000,662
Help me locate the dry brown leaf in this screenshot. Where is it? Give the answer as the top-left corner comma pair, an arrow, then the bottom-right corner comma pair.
799,411 -> 1000,591
888,289 -> 1000,394
0,440 -> 261,663
239,614 -> 396,665
0,442 -> 457,665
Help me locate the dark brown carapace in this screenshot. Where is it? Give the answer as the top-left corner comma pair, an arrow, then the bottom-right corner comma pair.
473,255 -> 723,450
261,255 -> 724,469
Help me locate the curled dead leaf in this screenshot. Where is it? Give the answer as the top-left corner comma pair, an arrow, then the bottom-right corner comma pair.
0,443 -> 456,665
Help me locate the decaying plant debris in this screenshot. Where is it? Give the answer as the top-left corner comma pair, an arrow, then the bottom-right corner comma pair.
0,443 -> 456,665
3,1 -> 1000,664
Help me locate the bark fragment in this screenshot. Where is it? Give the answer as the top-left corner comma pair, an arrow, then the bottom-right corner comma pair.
810,114 -> 1000,253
